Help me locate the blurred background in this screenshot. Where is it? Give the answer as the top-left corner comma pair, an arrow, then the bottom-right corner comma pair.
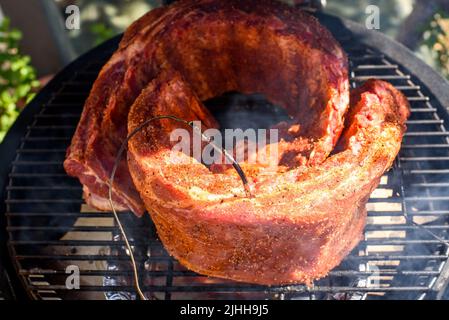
0,0 -> 448,141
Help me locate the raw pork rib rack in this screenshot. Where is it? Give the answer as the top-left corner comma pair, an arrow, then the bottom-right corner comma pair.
1,10 -> 449,299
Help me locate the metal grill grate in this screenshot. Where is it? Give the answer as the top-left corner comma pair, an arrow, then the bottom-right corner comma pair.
3,13 -> 449,300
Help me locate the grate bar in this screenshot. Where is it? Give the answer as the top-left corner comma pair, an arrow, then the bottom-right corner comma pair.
400,157 -> 449,161
6,223 -> 150,230
404,132 -> 449,137
5,199 -> 84,204
15,255 -> 166,261
6,186 -> 81,191
352,64 -> 398,70
406,97 -> 430,102
20,270 -> 196,277
9,238 -> 449,246
16,269 -> 441,277
406,120 -> 443,124
10,240 -> 157,246
353,75 -> 410,81
5,212 -> 114,217
405,196 -> 449,201
405,169 -> 449,174
12,161 -> 63,166
6,226 -> 149,232
9,173 -> 73,178
402,144 -> 449,149
345,255 -> 449,260
395,85 -> 421,90
349,54 -> 385,61
410,183 -> 449,187
14,254 -> 449,261
410,108 -> 437,113
365,225 -> 449,230
26,285 -> 431,293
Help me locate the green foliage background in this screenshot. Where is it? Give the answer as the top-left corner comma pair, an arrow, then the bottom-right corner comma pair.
422,12 -> 449,80
0,18 -> 39,142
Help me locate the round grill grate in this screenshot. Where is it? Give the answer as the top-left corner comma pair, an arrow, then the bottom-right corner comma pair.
1,12 -> 449,300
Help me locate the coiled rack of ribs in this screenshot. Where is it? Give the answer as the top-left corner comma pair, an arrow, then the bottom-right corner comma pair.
64,0 -> 410,285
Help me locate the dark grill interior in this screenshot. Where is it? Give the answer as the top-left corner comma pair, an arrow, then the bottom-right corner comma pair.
2,12 -> 449,300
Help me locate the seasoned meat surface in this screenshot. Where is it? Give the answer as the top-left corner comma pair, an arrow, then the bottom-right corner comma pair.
65,0 -> 410,284
64,0 -> 349,215
128,74 -> 409,284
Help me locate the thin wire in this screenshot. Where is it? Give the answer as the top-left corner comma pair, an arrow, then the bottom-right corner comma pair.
108,143 -> 146,300
108,115 -> 252,300
190,124 -> 253,198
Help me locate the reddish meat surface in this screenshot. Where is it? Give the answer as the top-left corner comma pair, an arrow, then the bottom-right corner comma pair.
65,0 -> 410,285
128,74 -> 409,285
64,0 -> 349,215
